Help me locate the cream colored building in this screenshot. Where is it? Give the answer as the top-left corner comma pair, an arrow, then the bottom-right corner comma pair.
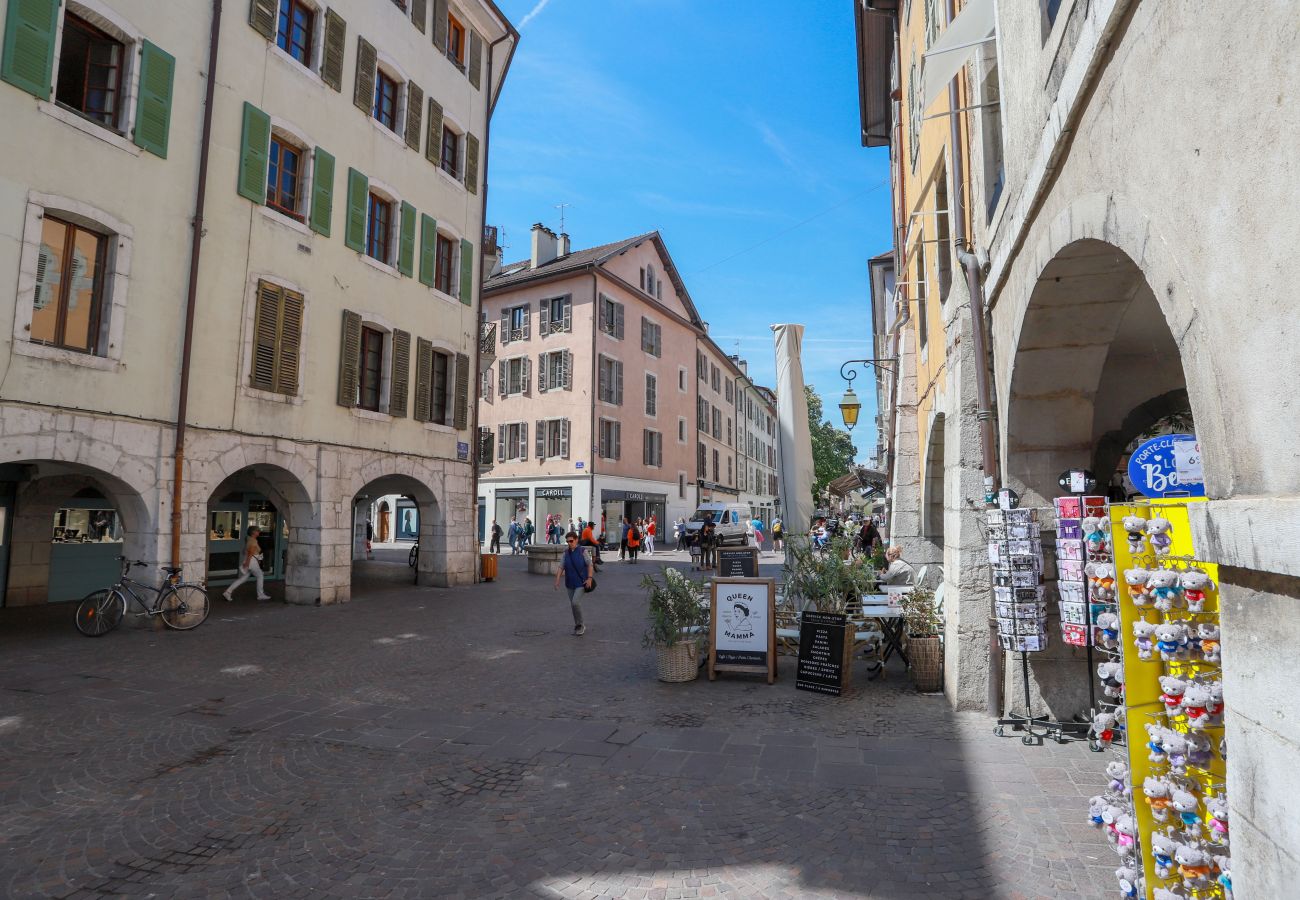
0,0 -> 516,606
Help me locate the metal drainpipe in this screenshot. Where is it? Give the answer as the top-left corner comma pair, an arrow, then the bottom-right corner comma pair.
471,31 -> 516,581
945,0 -> 1003,716
170,0 -> 223,569
590,270 -> 600,526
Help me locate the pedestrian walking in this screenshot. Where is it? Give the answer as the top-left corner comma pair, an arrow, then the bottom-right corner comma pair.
676,518 -> 687,551
364,517 -> 374,559
489,520 -> 502,554
553,531 -> 594,636
627,519 -> 642,563
771,517 -> 785,552
223,526 -> 271,602
688,529 -> 702,570
645,516 -> 656,554
618,516 -> 631,560
506,520 -> 519,554
524,518 -> 535,548
701,522 -> 717,570
752,518 -> 765,552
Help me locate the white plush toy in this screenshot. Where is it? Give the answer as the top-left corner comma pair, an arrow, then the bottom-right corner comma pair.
1174,842 -> 1213,889
1163,730 -> 1189,774
1197,622 -> 1221,663
1088,794 -> 1108,827
1181,682 -> 1212,730
1170,787 -> 1201,833
1147,569 -> 1183,612
1122,515 -> 1148,554
1083,515 -> 1110,557
1143,775 -> 1172,823
1180,569 -> 1215,612
1205,795 -> 1230,846
1124,567 -> 1152,606
1133,619 -> 1158,660
1145,723 -> 1168,763
1097,660 -> 1125,700
1091,710 -> 1119,749
1155,622 -> 1189,661
1113,814 -> 1139,858
1146,516 -> 1174,556
1115,864 -> 1143,899
1105,760 -> 1130,796
1185,732 -> 1213,769
1149,832 -> 1178,880
1215,855 -> 1233,900
1206,681 -> 1225,725
1158,675 -> 1188,717
1088,562 -> 1118,601
1095,611 -> 1121,650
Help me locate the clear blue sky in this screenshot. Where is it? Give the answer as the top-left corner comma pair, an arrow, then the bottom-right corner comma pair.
487,0 -> 894,463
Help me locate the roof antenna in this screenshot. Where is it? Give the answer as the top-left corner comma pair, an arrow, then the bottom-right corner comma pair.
554,202 -> 570,233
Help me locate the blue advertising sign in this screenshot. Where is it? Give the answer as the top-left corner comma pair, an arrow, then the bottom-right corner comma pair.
1127,434 -> 1204,498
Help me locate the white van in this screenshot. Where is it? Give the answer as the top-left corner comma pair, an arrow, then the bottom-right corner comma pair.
684,503 -> 751,545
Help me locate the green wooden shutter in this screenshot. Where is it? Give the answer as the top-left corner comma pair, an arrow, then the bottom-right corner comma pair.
309,147 -> 335,236
320,9 -> 347,92
250,281 -> 282,391
464,133 -> 480,195
337,310 -> 362,407
411,0 -> 427,34
398,201 -> 416,277
424,96 -> 443,166
418,214 -> 437,287
277,288 -> 304,395
237,102 -> 271,203
390,329 -> 411,417
344,168 -> 368,251
248,0 -> 276,40
134,41 -> 175,158
404,81 -> 423,151
459,239 -> 474,306
1,0 -> 58,98
414,338 -> 433,423
353,36 -> 376,113
432,0 -> 447,51
468,31 -> 483,90
454,352 -> 469,430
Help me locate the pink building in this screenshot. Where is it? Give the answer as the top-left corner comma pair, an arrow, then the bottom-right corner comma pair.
478,227 -> 716,540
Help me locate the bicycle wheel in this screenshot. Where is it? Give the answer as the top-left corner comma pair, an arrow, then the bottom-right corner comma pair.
409,544 -> 418,567
75,589 -> 126,637
159,584 -> 210,631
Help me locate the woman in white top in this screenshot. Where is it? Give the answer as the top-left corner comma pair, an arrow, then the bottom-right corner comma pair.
879,545 -> 916,586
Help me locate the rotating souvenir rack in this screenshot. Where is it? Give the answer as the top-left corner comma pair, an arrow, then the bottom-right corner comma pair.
1051,494 -> 1114,721
1084,498 -> 1231,900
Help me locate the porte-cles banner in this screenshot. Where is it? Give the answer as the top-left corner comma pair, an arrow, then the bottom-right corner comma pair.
1127,433 -> 1205,497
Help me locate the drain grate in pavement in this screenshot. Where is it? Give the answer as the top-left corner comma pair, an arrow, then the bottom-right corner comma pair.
656,712 -> 705,729
513,629 -> 548,637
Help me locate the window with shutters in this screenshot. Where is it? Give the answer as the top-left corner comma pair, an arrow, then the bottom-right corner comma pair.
599,296 -> 618,337
429,349 -> 450,423
678,367 -> 687,392
435,233 -> 455,293
645,373 -> 657,417
642,430 -> 662,468
502,356 -> 527,396
266,135 -> 305,220
597,356 -> 622,405
446,10 -> 466,66
477,426 -> 494,466
440,124 -> 460,179
247,280 -> 304,396
727,457 -> 732,485
640,318 -> 661,357
725,380 -> 733,403
55,13 -> 125,128
712,407 -> 721,440
358,326 -> 385,411
503,421 -> 527,461
645,265 -> 656,297
696,351 -> 707,380
712,449 -> 719,483
480,367 -> 493,402
542,296 -> 570,334
504,305 -> 528,343
538,418 -> 567,459
366,192 -> 393,263
727,418 -> 732,445
541,350 -> 568,392
29,215 -> 108,355
710,365 -> 720,393
678,418 -> 686,443
373,68 -> 399,131
696,443 -> 706,479
276,0 -> 314,66
598,419 -> 621,461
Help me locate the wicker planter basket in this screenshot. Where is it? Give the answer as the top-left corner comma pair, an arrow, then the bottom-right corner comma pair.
908,635 -> 943,692
655,641 -> 699,682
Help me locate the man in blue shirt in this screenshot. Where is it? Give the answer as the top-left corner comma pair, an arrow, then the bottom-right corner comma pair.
553,531 -> 594,635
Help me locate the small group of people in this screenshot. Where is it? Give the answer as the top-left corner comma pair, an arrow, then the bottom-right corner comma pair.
616,515 -> 656,562
487,518 -> 538,555
686,520 -> 717,571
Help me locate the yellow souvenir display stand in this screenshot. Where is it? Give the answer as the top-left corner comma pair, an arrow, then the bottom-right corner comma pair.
1106,498 -> 1230,899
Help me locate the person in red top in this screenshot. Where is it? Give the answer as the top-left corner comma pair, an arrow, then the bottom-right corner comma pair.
645,516 -> 657,555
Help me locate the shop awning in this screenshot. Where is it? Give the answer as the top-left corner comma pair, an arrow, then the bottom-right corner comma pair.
855,2 -> 898,147
921,0 -> 996,111
828,467 -> 888,499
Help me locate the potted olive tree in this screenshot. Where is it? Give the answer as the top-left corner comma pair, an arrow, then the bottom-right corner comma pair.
784,536 -> 877,613
641,567 -> 709,682
900,585 -> 943,692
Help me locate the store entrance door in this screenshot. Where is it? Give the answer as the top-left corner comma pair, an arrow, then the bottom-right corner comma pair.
207,493 -> 284,587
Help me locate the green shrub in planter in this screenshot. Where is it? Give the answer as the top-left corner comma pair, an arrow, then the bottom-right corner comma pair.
784,536 -> 878,613
640,567 -> 709,649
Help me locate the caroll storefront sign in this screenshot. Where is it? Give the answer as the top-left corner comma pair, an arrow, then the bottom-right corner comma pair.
1127,433 -> 1204,497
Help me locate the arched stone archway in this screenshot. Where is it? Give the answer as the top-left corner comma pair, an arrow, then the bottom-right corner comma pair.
347,472 -> 446,594
921,412 -> 946,545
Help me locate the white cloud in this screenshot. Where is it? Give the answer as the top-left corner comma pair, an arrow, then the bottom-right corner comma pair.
519,0 -> 554,28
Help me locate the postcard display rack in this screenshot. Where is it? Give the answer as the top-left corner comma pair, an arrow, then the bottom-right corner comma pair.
987,508 -> 1065,742
1052,494 -> 1112,715
1085,498 -> 1231,900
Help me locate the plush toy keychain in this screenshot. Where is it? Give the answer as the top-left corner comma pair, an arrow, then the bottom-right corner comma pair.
1206,681 -> 1225,725
1174,842 -> 1213,889
1095,611 -> 1121,650
1155,622 -> 1189,662
1091,711 -> 1119,748
1163,730 -> 1189,774
1082,515 -> 1110,558
1159,675 -> 1188,716
1099,661 -> 1125,701
1146,516 -> 1175,556
1179,569 -> 1215,613
1122,515 -> 1147,554
1124,567 -> 1152,606
1197,622 -> 1222,663
1132,619 -> 1158,660
1145,723 -> 1168,763
1105,760 -> 1130,796
1181,682 -> 1212,730
1205,795 -> 1229,845
1185,732 -> 1213,769
1170,787 -> 1201,832
1143,775 -> 1173,823
1147,569 -> 1183,612
1088,794 -> 1108,827
1113,814 -> 1139,857
1149,832 -> 1178,880
1215,856 -> 1233,900
1152,888 -> 1189,900
1088,562 -> 1118,601
1114,864 -> 1142,899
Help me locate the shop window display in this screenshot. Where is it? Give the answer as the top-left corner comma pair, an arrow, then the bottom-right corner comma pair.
53,507 -> 121,542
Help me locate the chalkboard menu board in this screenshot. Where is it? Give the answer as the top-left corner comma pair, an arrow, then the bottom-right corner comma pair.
708,577 -> 776,684
796,612 -> 851,696
715,547 -> 759,578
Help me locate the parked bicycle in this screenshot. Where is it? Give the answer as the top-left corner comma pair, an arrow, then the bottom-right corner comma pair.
408,543 -> 418,567
75,556 -> 210,637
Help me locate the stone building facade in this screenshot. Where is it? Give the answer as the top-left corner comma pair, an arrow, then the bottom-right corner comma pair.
860,0 -> 1300,891
0,0 -> 516,606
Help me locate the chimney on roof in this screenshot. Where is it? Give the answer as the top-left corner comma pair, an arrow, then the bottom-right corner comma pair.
558,232 -> 570,257
531,223 -> 559,268
729,354 -> 748,375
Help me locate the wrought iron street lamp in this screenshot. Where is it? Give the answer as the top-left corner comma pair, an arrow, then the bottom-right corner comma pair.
837,358 -> 898,431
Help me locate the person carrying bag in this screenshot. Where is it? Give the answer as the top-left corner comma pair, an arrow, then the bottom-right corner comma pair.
626,521 -> 641,563
554,531 -> 595,636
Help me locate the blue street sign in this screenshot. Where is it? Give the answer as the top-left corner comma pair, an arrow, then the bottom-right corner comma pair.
575,461 -> 585,469
1127,433 -> 1204,498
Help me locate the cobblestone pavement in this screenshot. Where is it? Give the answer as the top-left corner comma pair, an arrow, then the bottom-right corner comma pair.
0,552 -> 1114,899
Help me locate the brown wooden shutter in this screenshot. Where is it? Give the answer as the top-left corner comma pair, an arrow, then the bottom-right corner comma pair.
562,350 -> 572,390
497,425 -> 506,462
539,298 -> 550,333
389,329 -> 411,417
537,352 -> 548,393
535,420 -> 545,459
614,360 -> 624,405
425,96 -> 443,165
454,352 -> 469,429
414,338 -> 433,422
520,357 -> 531,396
411,0 -> 428,33
249,0 -> 276,40
321,10 -> 346,91
250,280 -> 281,391
337,310 -> 362,407
497,359 -> 506,397
277,287 -> 304,395
613,422 -> 621,460
560,419 -> 570,458
353,37 -> 376,113
464,133 -> 479,194
562,297 -> 572,331
468,31 -> 483,90
432,0 -> 448,51
404,82 -> 423,150
614,303 -> 625,340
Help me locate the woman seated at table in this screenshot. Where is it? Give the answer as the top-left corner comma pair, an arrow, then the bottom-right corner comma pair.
878,545 -> 915,586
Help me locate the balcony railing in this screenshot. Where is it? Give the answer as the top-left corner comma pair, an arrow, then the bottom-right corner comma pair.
483,225 -> 499,255
479,321 -> 497,359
